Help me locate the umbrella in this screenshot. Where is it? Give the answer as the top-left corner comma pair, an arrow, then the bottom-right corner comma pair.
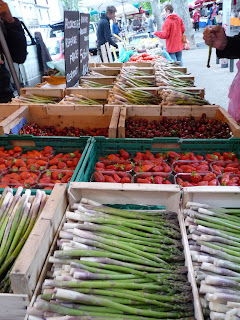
116,3 -> 139,17
80,0 -> 142,13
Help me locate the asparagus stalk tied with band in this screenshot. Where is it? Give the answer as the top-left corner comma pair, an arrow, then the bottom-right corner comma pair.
27,198 -> 194,319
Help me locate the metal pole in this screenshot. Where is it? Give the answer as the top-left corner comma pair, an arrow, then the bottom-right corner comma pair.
230,59 -> 234,72
0,23 -> 21,95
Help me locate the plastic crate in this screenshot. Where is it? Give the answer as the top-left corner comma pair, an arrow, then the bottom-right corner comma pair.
0,135 -> 91,194
76,137 -> 236,183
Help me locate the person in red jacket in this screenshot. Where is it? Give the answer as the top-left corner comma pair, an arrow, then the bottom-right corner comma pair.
154,4 -> 185,66
193,9 -> 201,32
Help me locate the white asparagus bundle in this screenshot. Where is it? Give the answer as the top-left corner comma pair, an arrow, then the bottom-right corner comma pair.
184,201 -> 240,318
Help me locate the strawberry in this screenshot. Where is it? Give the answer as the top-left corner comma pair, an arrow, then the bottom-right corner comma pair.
120,149 -> 130,160
191,172 -> 202,183
120,176 -> 131,183
94,172 -> 105,182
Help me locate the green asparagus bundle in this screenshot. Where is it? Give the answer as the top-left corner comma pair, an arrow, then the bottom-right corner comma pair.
156,71 -> 194,88
117,74 -> 156,88
27,198 -> 194,319
108,83 -> 161,105
153,60 -> 183,71
15,93 -> 61,104
0,187 -> 47,293
121,67 -> 153,77
160,88 -> 209,106
184,202 -> 240,319
79,80 -> 113,88
61,94 -> 104,105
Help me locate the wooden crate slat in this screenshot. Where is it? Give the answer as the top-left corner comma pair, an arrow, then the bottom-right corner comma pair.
216,107 -> 240,137
65,88 -> 110,100
0,294 -> 29,320
20,87 -> 64,98
162,105 -> 219,118
10,184 -> 68,297
182,186 -> 240,208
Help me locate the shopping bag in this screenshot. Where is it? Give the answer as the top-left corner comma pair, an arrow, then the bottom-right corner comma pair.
228,60 -> 240,123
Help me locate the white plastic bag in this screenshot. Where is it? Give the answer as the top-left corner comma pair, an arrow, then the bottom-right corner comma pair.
228,60 -> 240,123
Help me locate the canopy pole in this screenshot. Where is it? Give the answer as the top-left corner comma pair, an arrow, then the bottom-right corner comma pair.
0,23 -> 21,95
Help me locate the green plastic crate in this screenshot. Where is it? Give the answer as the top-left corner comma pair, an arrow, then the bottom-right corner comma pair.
76,137 -> 236,183
0,135 -> 92,194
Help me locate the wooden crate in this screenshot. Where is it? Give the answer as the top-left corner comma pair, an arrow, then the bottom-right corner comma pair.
20,87 -> 65,99
118,105 -> 161,138
0,184 -> 67,320
181,187 -> 240,319
0,105 -> 24,123
65,88 -> 110,100
182,186 -> 240,208
0,105 -> 120,138
89,67 -> 121,76
80,76 -> 116,85
162,105 -> 240,137
25,183 -> 202,320
89,62 -> 123,68
124,62 -> 152,67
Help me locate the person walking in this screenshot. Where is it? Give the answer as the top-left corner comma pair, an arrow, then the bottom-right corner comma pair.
208,3 -> 219,26
97,6 -> 118,62
154,4 -> 185,66
193,9 -> 201,32
145,12 -> 154,38
0,0 -> 27,103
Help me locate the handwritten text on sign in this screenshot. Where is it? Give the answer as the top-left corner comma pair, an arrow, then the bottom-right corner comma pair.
79,13 -> 90,76
64,11 -> 80,87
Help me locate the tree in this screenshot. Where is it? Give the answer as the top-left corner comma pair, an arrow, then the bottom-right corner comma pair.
171,0 -> 195,47
150,0 -> 163,31
61,0 -> 79,10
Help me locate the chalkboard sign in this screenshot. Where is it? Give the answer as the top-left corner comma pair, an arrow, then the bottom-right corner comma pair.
64,11 -> 80,88
79,13 -> 90,76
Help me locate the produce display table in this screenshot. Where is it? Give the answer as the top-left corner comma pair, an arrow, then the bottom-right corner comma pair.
0,59 -> 240,320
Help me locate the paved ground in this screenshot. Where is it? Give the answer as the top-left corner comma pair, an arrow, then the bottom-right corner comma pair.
182,29 -> 238,110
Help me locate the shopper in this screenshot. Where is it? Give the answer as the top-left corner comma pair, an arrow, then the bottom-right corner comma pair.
112,18 -> 120,36
203,25 -> 240,122
154,4 -> 185,66
193,9 -> 201,32
0,0 -> 27,103
207,3 -> 219,26
131,15 -> 141,32
97,6 -> 118,62
145,12 -> 154,38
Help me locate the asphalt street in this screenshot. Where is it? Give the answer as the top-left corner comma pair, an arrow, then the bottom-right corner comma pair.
182,29 -> 238,111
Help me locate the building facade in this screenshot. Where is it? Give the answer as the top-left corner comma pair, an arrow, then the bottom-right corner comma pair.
7,0 -> 64,37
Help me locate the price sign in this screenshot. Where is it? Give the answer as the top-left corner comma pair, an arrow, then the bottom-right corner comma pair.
79,13 -> 90,76
64,11 -> 80,88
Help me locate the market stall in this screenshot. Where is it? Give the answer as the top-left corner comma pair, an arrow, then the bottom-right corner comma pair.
1,7 -> 240,320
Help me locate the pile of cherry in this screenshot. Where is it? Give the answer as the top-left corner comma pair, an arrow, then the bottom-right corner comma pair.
93,149 -> 240,186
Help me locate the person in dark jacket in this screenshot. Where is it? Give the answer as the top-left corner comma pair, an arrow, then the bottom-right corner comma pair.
97,6 -> 118,61
0,1 -> 27,103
